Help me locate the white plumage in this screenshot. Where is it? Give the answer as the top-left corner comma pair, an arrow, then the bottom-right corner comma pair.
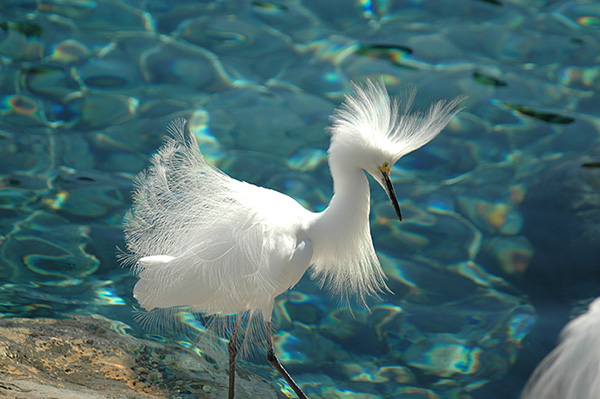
122,80 -> 464,398
125,137 -> 311,317
522,298 -> 600,399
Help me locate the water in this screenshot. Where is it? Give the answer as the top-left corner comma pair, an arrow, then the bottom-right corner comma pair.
1,0 -> 599,398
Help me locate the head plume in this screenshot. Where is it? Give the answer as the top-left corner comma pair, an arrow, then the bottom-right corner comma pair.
329,79 -> 466,166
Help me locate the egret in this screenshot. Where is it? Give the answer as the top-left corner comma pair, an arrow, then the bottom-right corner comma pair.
521,298 -> 600,399
122,80 -> 464,398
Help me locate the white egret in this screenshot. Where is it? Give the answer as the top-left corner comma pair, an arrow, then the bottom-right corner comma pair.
521,298 -> 600,399
122,80 -> 464,398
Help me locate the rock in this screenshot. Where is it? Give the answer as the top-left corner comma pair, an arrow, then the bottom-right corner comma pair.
0,315 -> 264,399
0,378 -> 153,399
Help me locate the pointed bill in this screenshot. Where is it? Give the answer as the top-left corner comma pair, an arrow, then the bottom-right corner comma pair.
379,164 -> 402,221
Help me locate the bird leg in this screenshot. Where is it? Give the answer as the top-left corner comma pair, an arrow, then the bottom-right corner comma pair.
265,322 -> 309,399
228,315 -> 241,399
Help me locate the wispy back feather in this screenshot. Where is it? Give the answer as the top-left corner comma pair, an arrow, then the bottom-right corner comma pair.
123,119 -> 307,318
122,119 -> 310,358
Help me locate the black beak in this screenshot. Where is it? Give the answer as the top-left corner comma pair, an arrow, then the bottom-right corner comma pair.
381,169 -> 402,221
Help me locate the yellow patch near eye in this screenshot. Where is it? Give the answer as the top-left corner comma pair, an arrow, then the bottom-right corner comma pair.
379,163 -> 390,174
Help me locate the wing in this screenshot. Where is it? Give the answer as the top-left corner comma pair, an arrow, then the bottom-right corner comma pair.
123,120 -> 312,316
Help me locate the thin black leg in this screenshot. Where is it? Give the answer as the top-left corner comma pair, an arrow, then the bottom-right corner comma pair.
265,322 -> 309,399
228,315 -> 241,399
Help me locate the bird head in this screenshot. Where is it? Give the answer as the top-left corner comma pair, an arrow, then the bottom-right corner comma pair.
329,79 -> 465,222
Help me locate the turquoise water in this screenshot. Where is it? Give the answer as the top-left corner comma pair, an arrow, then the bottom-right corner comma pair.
1,0 -> 599,398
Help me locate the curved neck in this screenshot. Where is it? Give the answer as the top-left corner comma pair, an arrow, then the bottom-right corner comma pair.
327,163 -> 370,221
305,147 -> 387,302
308,156 -> 371,258
326,142 -> 371,214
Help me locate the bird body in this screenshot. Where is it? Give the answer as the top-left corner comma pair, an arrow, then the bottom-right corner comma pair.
122,80 -> 464,398
128,153 -> 314,317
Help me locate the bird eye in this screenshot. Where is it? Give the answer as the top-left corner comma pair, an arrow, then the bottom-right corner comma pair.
382,162 -> 389,168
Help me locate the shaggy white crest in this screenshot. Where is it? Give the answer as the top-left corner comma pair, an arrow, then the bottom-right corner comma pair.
328,80 -> 465,169
121,79 -> 464,398
521,298 -> 600,399
308,81 -> 464,304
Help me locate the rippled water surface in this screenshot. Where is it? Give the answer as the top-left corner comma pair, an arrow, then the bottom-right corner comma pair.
1,0 -> 599,398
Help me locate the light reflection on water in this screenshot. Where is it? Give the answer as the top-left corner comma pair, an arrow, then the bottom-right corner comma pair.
1,0 -> 599,398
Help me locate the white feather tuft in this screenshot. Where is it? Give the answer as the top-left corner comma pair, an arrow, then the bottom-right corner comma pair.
521,298 -> 600,399
123,119 -> 311,320
329,79 -> 465,164
310,80 -> 464,307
